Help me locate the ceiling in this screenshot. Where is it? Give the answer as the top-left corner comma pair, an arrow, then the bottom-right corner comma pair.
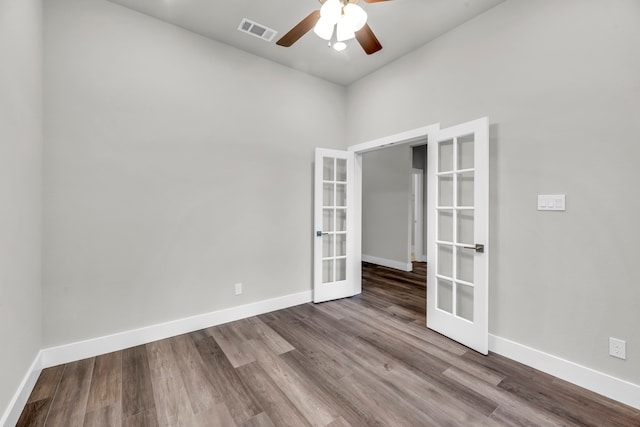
108,0 -> 504,86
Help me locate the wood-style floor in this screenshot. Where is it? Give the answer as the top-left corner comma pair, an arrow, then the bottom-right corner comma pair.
17,262 -> 640,426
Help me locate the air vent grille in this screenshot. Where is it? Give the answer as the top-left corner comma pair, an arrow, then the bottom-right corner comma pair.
238,18 -> 278,43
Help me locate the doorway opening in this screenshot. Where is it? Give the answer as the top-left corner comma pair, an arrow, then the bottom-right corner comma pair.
359,139 -> 428,324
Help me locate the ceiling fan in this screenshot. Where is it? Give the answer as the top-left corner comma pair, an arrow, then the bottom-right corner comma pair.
276,0 -> 390,54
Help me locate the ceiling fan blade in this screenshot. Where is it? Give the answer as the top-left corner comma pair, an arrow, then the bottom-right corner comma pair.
362,0 -> 391,3
276,10 -> 321,47
355,23 -> 382,55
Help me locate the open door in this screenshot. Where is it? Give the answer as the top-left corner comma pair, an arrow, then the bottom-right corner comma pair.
314,148 -> 358,303
427,117 -> 489,354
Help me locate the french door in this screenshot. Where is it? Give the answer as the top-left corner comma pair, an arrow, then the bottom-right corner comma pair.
427,117 -> 489,354
313,148 -> 357,303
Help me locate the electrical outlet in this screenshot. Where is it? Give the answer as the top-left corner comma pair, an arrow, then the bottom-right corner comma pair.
234,283 -> 242,295
609,337 -> 626,360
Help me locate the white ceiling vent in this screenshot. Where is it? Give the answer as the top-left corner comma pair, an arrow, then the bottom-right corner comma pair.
238,18 -> 278,43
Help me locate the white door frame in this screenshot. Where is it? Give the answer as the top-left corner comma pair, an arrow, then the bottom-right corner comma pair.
348,125 -> 439,290
412,168 -> 426,263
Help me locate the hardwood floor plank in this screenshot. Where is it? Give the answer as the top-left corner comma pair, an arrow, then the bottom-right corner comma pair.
338,372 -> 442,426
27,365 -> 65,403
326,417 -> 352,427
550,377 -> 640,425
146,339 -> 194,426
336,297 -> 468,355
207,323 -> 256,368
121,345 -> 156,420
187,402 -> 237,427
497,375 -> 637,427
241,412 -> 276,427
443,366 -> 578,427
241,338 -> 337,427
85,351 -> 122,413
236,362 -> 312,427
45,358 -> 94,427
169,333 -> 219,414
246,316 -> 295,355
121,410 -> 159,427
340,341 -> 499,426
83,404 -> 121,427
191,329 -> 263,424
261,312 -> 352,382
338,306 -> 505,386
16,365 -> 66,427
279,350 -> 379,427
16,399 -> 52,427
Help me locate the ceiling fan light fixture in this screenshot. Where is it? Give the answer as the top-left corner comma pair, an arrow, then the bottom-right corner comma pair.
320,0 -> 342,24
333,41 -> 347,52
343,3 -> 367,32
336,18 -> 355,42
314,17 -> 335,40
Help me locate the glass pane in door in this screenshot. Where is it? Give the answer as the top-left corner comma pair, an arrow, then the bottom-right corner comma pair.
323,183 -> 334,207
322,260 -> 334,283
457,172 -> 474,207
457,210 -> 474,246
457,134 -> 475,170
438,140 -> 454,172
456,249 -> 474,283
336,258 -> 346,281
437,278 -> 453,313
323,157 -> 334,181
456,283 -> 474,321
336,159 -> 347,182
336,209 -> 347,232
438,176 -> 454,206
437,244 -> 453,278
438,210 -> 453,242
323,209 -> 334,232
336,183 -> 347,207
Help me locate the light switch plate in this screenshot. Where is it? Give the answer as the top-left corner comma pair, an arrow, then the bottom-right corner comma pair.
538,194 -> 565,211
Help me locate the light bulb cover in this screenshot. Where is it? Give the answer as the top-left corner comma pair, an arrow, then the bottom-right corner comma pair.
320,0 -> 342,25
314,17 -> 335,40
336,18 -> 355,42
333,41 -> 347,52
343,3 -> 367,32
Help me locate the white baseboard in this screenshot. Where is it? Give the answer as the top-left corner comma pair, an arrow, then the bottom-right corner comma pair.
0,351 -> 43,427
362,254 -> 412,272
489,334 -> 640,410
41,290 -> 312,368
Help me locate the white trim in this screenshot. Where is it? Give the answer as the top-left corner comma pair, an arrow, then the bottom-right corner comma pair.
362,254 -> 412,272
41,290 -> 312,368
348,125 -> 434,154
489,334 -> 640,410
1,351 -> 43,427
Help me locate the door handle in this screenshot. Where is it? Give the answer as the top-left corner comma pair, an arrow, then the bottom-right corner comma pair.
462,244 -> 484,253
316,231 -> 328,237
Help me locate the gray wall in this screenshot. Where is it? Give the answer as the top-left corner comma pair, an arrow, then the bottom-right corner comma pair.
43,0 -> 346,346
0,0 -> 43,416
348,0 -> 640,384
362,144 -> 412,266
